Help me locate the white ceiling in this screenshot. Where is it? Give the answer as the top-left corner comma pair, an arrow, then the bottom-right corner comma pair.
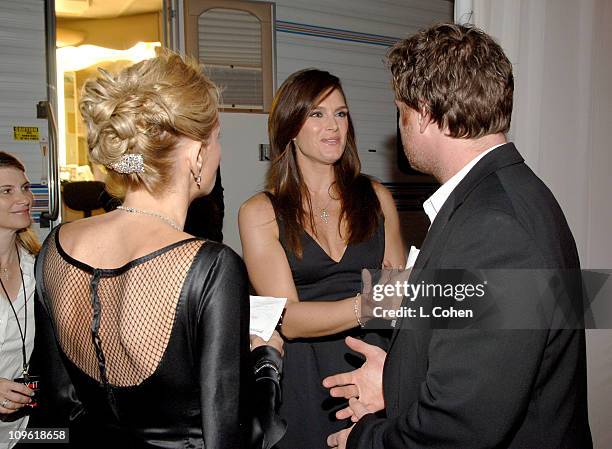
56,0 -> 162,19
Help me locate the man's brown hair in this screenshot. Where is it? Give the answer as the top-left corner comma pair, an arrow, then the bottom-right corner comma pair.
387,23 -> 513,139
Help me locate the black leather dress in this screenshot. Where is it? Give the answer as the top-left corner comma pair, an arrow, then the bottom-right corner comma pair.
34,226 -> 284,449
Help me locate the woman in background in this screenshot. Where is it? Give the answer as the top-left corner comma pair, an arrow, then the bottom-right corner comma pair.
239,69 -> 405,449
0,152 -> 40,449
34,51 -> 283,448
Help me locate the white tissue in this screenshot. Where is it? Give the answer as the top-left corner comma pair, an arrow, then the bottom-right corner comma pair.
250,295 -> 287,341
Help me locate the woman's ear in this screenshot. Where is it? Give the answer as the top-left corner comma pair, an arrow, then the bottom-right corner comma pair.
189,141 -> 204,189
291,137 -> 300,152
195,144 -> 203,174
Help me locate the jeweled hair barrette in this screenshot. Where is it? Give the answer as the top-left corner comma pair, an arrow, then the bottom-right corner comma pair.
107,154 -> 145,174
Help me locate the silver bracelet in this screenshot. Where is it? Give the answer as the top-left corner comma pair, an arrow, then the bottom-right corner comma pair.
254,362 -> 280,377
354,293 -> 365,328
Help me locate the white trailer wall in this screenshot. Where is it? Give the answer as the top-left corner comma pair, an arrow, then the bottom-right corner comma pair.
0,0 -> 49,181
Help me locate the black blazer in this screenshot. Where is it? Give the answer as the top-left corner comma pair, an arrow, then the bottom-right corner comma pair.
349,143 -> 592,449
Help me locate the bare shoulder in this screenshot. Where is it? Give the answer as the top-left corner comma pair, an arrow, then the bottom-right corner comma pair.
57,214 -> 114,248
57,212 -> 193,265
370,179 -> 394,205
239,192 -> 276,227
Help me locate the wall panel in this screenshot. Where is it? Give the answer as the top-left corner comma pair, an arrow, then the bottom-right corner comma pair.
0,0 -> 49,184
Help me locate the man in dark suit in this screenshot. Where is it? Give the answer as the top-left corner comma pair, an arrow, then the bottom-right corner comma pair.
324,23 -> 592,449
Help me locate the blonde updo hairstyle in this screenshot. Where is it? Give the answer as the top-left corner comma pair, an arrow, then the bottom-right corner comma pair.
79,50 -> 219,198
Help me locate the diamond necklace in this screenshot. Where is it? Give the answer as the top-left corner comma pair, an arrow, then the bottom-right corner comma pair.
319,196 -> 333,224
116,206 -> 182,231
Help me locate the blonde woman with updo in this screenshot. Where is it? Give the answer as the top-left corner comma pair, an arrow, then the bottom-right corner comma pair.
34,51 -> 284,449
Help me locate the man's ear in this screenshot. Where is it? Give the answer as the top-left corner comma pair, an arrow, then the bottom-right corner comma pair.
395,101 -> 410,129
417,105 -> 432,134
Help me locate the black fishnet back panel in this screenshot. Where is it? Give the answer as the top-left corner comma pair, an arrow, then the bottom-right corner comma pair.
43,236 -> 204,387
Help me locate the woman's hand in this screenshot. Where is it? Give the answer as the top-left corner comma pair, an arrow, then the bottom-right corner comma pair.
250,331 -> 284,356
360,267 -> 412,321
0,377 -> 33,415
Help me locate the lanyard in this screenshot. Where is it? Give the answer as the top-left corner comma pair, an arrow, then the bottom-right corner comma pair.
0,245 -> 29,377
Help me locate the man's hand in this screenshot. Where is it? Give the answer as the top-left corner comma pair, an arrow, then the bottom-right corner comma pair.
322,336 -> 386,420
327,426 -> 352,449
327,398 -> 372,448
327,424 -> 355,449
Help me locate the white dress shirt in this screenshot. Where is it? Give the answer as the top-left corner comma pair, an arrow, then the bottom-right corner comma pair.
423,143 -> 507,226
0,247 -> 36,449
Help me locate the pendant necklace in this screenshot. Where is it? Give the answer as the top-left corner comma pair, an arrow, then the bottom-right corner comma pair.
117,206 -> 182,231
319,195 -> 333,224
312,185 -> 335,224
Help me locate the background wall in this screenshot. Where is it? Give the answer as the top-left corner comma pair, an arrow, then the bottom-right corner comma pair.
0,0 -> 49,236
219,112 -> 269,254
0,0 -> 48,183
473,1 -> 612,447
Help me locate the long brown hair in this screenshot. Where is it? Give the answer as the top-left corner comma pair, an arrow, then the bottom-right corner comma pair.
266,69 -> 380,257
0,151 -> 41,255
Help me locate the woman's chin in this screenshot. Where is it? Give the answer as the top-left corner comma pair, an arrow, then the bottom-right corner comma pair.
324,154 -> 344,165
317,147 -> 344,164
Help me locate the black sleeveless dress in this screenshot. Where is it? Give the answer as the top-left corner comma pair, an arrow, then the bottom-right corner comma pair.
276,216 -> 390,449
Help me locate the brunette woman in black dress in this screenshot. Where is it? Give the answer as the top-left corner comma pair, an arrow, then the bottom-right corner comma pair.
239,69 -> 405,449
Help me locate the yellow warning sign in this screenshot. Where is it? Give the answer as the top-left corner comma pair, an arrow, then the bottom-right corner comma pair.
13,126 -> 40,141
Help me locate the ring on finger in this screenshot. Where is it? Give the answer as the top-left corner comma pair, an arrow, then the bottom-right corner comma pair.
1,398 -> 10,408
